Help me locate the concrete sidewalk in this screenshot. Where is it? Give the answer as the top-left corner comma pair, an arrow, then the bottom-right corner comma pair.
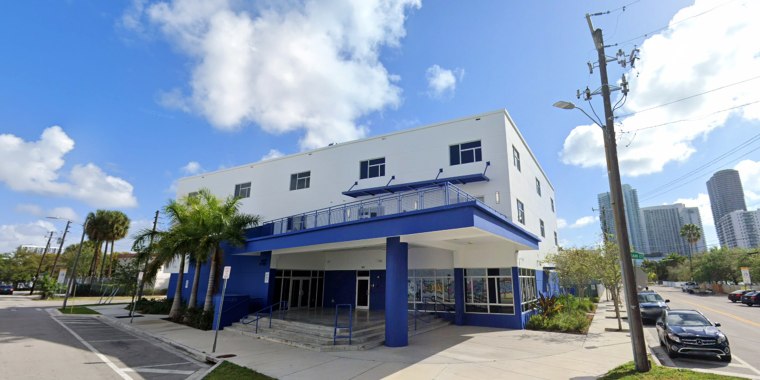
91,301 -> 642,380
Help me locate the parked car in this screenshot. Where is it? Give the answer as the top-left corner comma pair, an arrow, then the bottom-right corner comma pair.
638,291 -> 670,323
656,309 -> 731,362
728,289 -> 754,303
741,291 -> 760,306
0,285 -> 13,295
681,282 -> 698,293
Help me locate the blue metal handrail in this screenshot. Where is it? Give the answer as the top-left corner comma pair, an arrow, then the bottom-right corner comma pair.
262,182 -> 507,236
240,300 -> 288,333
413,296 -> 454,331
333,304 -> 353,345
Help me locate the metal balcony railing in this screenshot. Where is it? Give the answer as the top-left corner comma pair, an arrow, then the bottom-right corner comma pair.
264,182 -> 507,236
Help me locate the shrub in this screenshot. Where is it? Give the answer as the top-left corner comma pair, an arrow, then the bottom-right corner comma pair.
182,307 -> 214,330
557,294 -> 595,313
527,311 -> 590,333
536,294 -> 563,318
133,298 -> 173,314
38,275 -> 61,300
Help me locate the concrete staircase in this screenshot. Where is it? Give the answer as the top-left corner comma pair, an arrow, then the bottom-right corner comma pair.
225,312 -> 451,352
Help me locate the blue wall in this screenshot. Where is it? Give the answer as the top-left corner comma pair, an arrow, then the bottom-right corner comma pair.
323,270 -> 356,306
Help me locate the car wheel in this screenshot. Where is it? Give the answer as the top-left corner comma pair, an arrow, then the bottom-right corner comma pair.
731,300 -> 737,303
721,355 -> 732,363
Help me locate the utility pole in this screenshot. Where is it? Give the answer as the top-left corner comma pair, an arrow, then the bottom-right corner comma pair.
586,13 -> 649,372
136,210 -> 159,301
49,220 -> 71,277
30,231 -> 55,295
63,218 -> 89,309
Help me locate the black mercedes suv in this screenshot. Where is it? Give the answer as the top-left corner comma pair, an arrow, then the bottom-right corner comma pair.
656,309 -> 731,362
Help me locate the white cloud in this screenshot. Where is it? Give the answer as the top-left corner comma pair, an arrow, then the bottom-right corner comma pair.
15,204 -> 78,222
557,215 -> 597,229
49,207 -> 78,222
0,220 -> 56,253
130,0 -> 420,150
0,127 -> 137,208
181,161 -> 203,175
15,204 -> 44,216
735,159 -> 760,210
425,64 -> 463,99
260,149 -> 284,161
561,0 -> 760,176
557,218 -> 567,229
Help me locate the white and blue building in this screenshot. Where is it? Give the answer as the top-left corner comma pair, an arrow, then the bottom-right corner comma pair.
168,109 -> 560,347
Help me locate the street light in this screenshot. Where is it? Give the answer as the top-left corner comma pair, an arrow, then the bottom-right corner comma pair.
62,217 -> 89,309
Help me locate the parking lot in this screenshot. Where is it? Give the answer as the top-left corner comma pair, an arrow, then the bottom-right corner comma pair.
52,314 -> 209,379
647,286 -> 760,379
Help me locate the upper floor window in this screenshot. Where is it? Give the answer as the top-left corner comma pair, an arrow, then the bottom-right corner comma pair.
290,171 -> 311,190
535,178 -> 542,196
512,145 -> 521,172
551,197 -> 555,212
554,231 -> 558,246
449,140 -> 482,166
516,199 -> 525,224
360,157 -> 385,179
540,219 -> 545,237
234,182 -> 251,198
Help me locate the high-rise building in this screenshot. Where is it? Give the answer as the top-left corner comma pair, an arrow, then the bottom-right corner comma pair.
641,203 -> 707,256
598,184 -> 647,253
716,210 -> 760,249
707,169 -> 747,247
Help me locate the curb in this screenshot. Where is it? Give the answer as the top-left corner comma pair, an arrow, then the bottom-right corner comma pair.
188,359 -> 225,380
97,315 -> 219,365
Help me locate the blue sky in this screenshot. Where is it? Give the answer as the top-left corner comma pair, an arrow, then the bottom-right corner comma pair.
2,0 -> 759,252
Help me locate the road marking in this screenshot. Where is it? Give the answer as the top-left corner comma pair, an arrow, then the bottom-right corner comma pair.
88,338 -> 143,343
135,361 -> 193,368
122,368 -> 196,375
677,298 -> 760,328
51,317 -> 133,380
735,355 -> 760,376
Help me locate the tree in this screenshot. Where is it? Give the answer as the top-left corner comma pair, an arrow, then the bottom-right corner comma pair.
104,211 -> 131,278
680,223 -> 702,280
84,210 -> 110,280
594,240 -> 624,330
61,241 -> 96,283
546,248 -> 597,298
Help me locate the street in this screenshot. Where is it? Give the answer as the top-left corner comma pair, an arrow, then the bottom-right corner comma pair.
647,285 -> 760,379
0,295 -> 209,380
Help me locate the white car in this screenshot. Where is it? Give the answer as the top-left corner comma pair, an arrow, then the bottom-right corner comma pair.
681,282 -> 698,293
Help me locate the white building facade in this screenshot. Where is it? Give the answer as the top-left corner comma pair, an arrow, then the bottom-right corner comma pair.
641,203 -> 706,256
717,210 -> 760,249
170,110 -> 559,346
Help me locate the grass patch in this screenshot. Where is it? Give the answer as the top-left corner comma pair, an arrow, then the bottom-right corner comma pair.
58,306 -> 99,314
601,360 -> 745,379
204,361 -> 275,380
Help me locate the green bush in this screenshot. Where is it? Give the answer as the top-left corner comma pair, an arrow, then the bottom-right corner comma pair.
38,275 -> 61,300
557,294 -> 595,313
132,298 -> 174,314
182,307 -> 214,330
527,310 -> 590,333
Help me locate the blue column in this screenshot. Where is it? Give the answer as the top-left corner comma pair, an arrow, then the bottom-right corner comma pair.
385,236 -> 408,347
454,268 -> 465,325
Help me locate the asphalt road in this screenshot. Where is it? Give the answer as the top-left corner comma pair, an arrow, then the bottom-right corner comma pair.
0,296 -> 209,380
647,285 -> 760,379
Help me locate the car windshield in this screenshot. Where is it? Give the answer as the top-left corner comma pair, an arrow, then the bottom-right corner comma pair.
666,313 -> 711,326
638,294 -> 664,303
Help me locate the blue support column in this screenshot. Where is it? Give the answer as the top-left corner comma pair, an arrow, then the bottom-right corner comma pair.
454,268 -> 465,325
385,236 -> 408,347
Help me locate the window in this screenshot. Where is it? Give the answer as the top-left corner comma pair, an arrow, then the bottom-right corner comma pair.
540,219 -> 545,237
449,140 -> 482,165
519,268 -> 538,307
535,178 -> 541,196
554,231 -> 558,246
408,269 -> 455,311
463,268 -> 514,314
234,182 -> 251,198
512,145 -> 521,172
551,197 -> 555,212
289,171 -> 311,190
360,157 -> 385,179
516,199 -> 525,224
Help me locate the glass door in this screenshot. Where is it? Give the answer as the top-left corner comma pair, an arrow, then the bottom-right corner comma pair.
289,278 -> 311,309
356,274 -> 370,310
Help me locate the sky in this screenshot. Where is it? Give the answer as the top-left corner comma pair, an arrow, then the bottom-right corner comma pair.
2,0 -> 759,253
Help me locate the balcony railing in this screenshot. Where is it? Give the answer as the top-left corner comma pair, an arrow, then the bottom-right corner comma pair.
264,182 -> 507,236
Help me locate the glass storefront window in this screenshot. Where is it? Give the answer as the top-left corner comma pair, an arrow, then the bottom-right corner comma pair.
464,267 -> 514,315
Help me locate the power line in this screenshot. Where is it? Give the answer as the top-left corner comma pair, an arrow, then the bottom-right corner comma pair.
623,99 -> 760,132
616,74 -> 760,119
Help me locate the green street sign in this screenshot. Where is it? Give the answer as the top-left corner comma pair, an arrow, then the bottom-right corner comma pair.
631,251 -> 644,260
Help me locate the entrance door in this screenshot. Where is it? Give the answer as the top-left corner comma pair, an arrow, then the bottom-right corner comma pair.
289,278 -> 311,309
356,273 -> 370,310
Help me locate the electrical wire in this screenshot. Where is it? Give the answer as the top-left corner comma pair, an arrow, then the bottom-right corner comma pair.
622,99 -> 760,132
615,74 -> 760,119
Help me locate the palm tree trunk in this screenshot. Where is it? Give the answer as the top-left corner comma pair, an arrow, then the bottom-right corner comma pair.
98,242 -> 109,280
169,254 -> 186,320
202,247 -> 219,313
88,241 -> 102,282
107,241 -> 116,277
188,261 -> 202,309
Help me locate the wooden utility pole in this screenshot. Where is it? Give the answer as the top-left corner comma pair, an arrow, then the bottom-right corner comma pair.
30,231 -> 55,295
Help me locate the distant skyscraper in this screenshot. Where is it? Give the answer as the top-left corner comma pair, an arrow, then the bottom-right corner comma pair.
707,169 -> 747,247
598,184 -> 647,253
716,210 -> 760,249
641,203 -> 707,256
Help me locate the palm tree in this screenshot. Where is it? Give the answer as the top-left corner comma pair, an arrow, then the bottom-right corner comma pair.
680,223 -> 702,280
193,189 -> 260,314
85,210 -> 110,281
106,211 -> 131,278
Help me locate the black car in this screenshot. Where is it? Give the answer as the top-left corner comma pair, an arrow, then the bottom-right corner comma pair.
638,291 -> 669,323
741,291 -> 760,306
657,309 -> 731,362
728,289 -> 753,303
0,285 -> 13,295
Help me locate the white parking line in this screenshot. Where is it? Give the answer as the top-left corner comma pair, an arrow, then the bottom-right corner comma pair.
123,368 -> 196,375
51,316 -> 133,380
735,355 -> 760,376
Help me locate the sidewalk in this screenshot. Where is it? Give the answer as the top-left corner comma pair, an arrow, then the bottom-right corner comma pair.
91,301 -> 643,380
